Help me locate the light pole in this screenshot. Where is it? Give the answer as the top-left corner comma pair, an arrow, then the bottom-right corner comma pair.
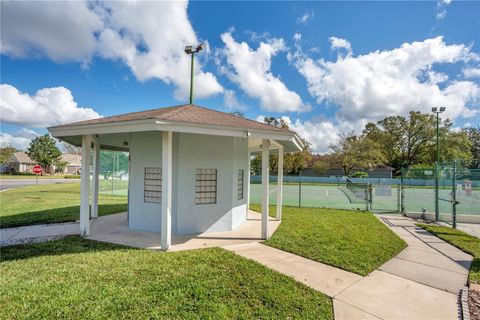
184,43 -> 205,104
432,106 -> 446,221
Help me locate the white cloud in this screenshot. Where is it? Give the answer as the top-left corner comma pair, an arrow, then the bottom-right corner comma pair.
292,37 -> 480,126
463,67 -> 480,79
16,128 -> 40,139
1,1 -> 223,100
219,32 -> 309,113
329,37 -> 352,56
255,114 -> 351,153
0,132 -> 33,150
0,1 -> 102,62
436,0 -> 452,20
436,10 -> 447,20
96,1 -> 222,100
0,84 -> 101,127
223,90 -> 246,110
296,11 -> 314,25
282,117 -> 342,153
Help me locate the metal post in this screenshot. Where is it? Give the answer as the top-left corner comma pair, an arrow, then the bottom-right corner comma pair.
298,171 -> 302,207
400,168 -> 405,213
189,52 -> 194,104
435,112 -> 440,221
452,160 -> 457,228
111,151 -> 115,196
397,184 -> 401,213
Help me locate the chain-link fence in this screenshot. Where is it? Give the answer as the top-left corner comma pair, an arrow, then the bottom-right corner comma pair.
249,161 -> 480,237
97,150 -> 129,197
401,161 -> 480,237
249,175 -> 399,212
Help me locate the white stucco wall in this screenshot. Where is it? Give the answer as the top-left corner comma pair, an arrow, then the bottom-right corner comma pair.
231,137 -> 249,230
128,131 -> 248,235
174,133 -> 248,234
128,131 -> 163,232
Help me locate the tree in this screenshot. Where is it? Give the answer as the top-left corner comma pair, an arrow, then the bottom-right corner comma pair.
310,154 -> 335,176
0,146 -> 16,165
61,142 -> 80,155
26,135 -> 62,174
54,160 -> 69,173
100,151 -> 129,177
363,111 -> 472,173
284,137 -> 312,174
256,117 -> 312,175
329,132 -> 385,176
463,126 -> 480,168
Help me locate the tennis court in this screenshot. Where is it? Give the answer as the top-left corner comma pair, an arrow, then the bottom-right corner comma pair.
249,182 -> 480,216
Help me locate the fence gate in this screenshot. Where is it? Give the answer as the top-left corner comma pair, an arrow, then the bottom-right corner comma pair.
401,161 -> 480,237
370,182 -> 401,213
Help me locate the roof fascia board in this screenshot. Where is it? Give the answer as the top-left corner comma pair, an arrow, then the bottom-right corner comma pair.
155,122 -> 247,138
156,120 -> 296,141
49,118 -> 299,143
49,120 -> 158,137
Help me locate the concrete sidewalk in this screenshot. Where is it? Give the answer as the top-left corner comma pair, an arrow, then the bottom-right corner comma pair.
0,221 -> 79,246
225,214 -> 472,320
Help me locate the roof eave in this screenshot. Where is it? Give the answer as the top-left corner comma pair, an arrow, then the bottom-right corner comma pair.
48,118 -> 299,143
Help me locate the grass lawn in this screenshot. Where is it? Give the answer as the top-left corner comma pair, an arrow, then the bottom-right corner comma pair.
417,224 -> 480,285
0,174 -> 69,179
254,205 -> 406,276
0,184 -> 127,228
0,237 -> 333,319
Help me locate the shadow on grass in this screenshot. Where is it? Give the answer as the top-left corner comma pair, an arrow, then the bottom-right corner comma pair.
0,236 -> 134,263
1,204 -> 127,229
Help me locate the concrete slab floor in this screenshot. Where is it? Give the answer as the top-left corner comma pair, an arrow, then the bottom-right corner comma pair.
395,247 -> 469,274
380,256 -> 467,294
333,299 -> 381,320
224,242 -> 362,297
335,270 -> 460,320
1,222 -> 78,245
87,211 -> 280,251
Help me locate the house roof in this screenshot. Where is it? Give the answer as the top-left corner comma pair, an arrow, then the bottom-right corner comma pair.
61,153 -> 82,165
50,104 -> 292,134
11,152 -> 36,164
48,104 -> 303,153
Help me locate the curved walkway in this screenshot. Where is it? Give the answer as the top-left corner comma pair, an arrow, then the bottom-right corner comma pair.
224,214 -> 472,320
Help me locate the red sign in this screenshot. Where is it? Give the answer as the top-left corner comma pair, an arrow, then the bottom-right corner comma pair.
32,165 -> 43,174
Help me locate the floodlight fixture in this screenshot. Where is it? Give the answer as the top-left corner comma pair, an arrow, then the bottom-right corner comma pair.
184,46 -> 193,54
440,107 -> 446,112
432,107 -> 437,112
184,43 -> 206,104
196,43 -> 205,52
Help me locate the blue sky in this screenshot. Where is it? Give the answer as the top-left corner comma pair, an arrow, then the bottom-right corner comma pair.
1,0 -> 479,153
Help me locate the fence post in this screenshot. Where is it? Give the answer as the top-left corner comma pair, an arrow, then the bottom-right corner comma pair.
298,171 -> 302,207
452,160 -> 457,229
435,162 -> 439,221
400,168 -> 405,213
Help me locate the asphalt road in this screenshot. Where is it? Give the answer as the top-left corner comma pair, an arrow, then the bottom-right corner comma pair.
0,179 -> 79,191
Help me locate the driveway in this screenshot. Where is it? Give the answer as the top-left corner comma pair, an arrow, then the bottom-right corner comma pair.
0,178 -> 79,191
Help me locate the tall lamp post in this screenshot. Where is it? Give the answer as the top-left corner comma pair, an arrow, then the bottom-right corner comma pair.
432,106 -> 446,221
184,43 -> 205,104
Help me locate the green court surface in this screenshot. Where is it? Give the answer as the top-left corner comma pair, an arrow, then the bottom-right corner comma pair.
249,183 -> 480,215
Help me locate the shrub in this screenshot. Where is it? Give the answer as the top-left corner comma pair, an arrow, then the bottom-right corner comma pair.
351,171 -> 368,178
64,174 -> 81,179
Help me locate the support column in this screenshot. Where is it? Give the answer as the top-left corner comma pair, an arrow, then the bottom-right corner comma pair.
276,145 -> 284,220
261,139 -> 270,240
91,138 -> 100,219
161,131 -> 173,251
80,135 -> 92,236
247,151 -> 251,212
